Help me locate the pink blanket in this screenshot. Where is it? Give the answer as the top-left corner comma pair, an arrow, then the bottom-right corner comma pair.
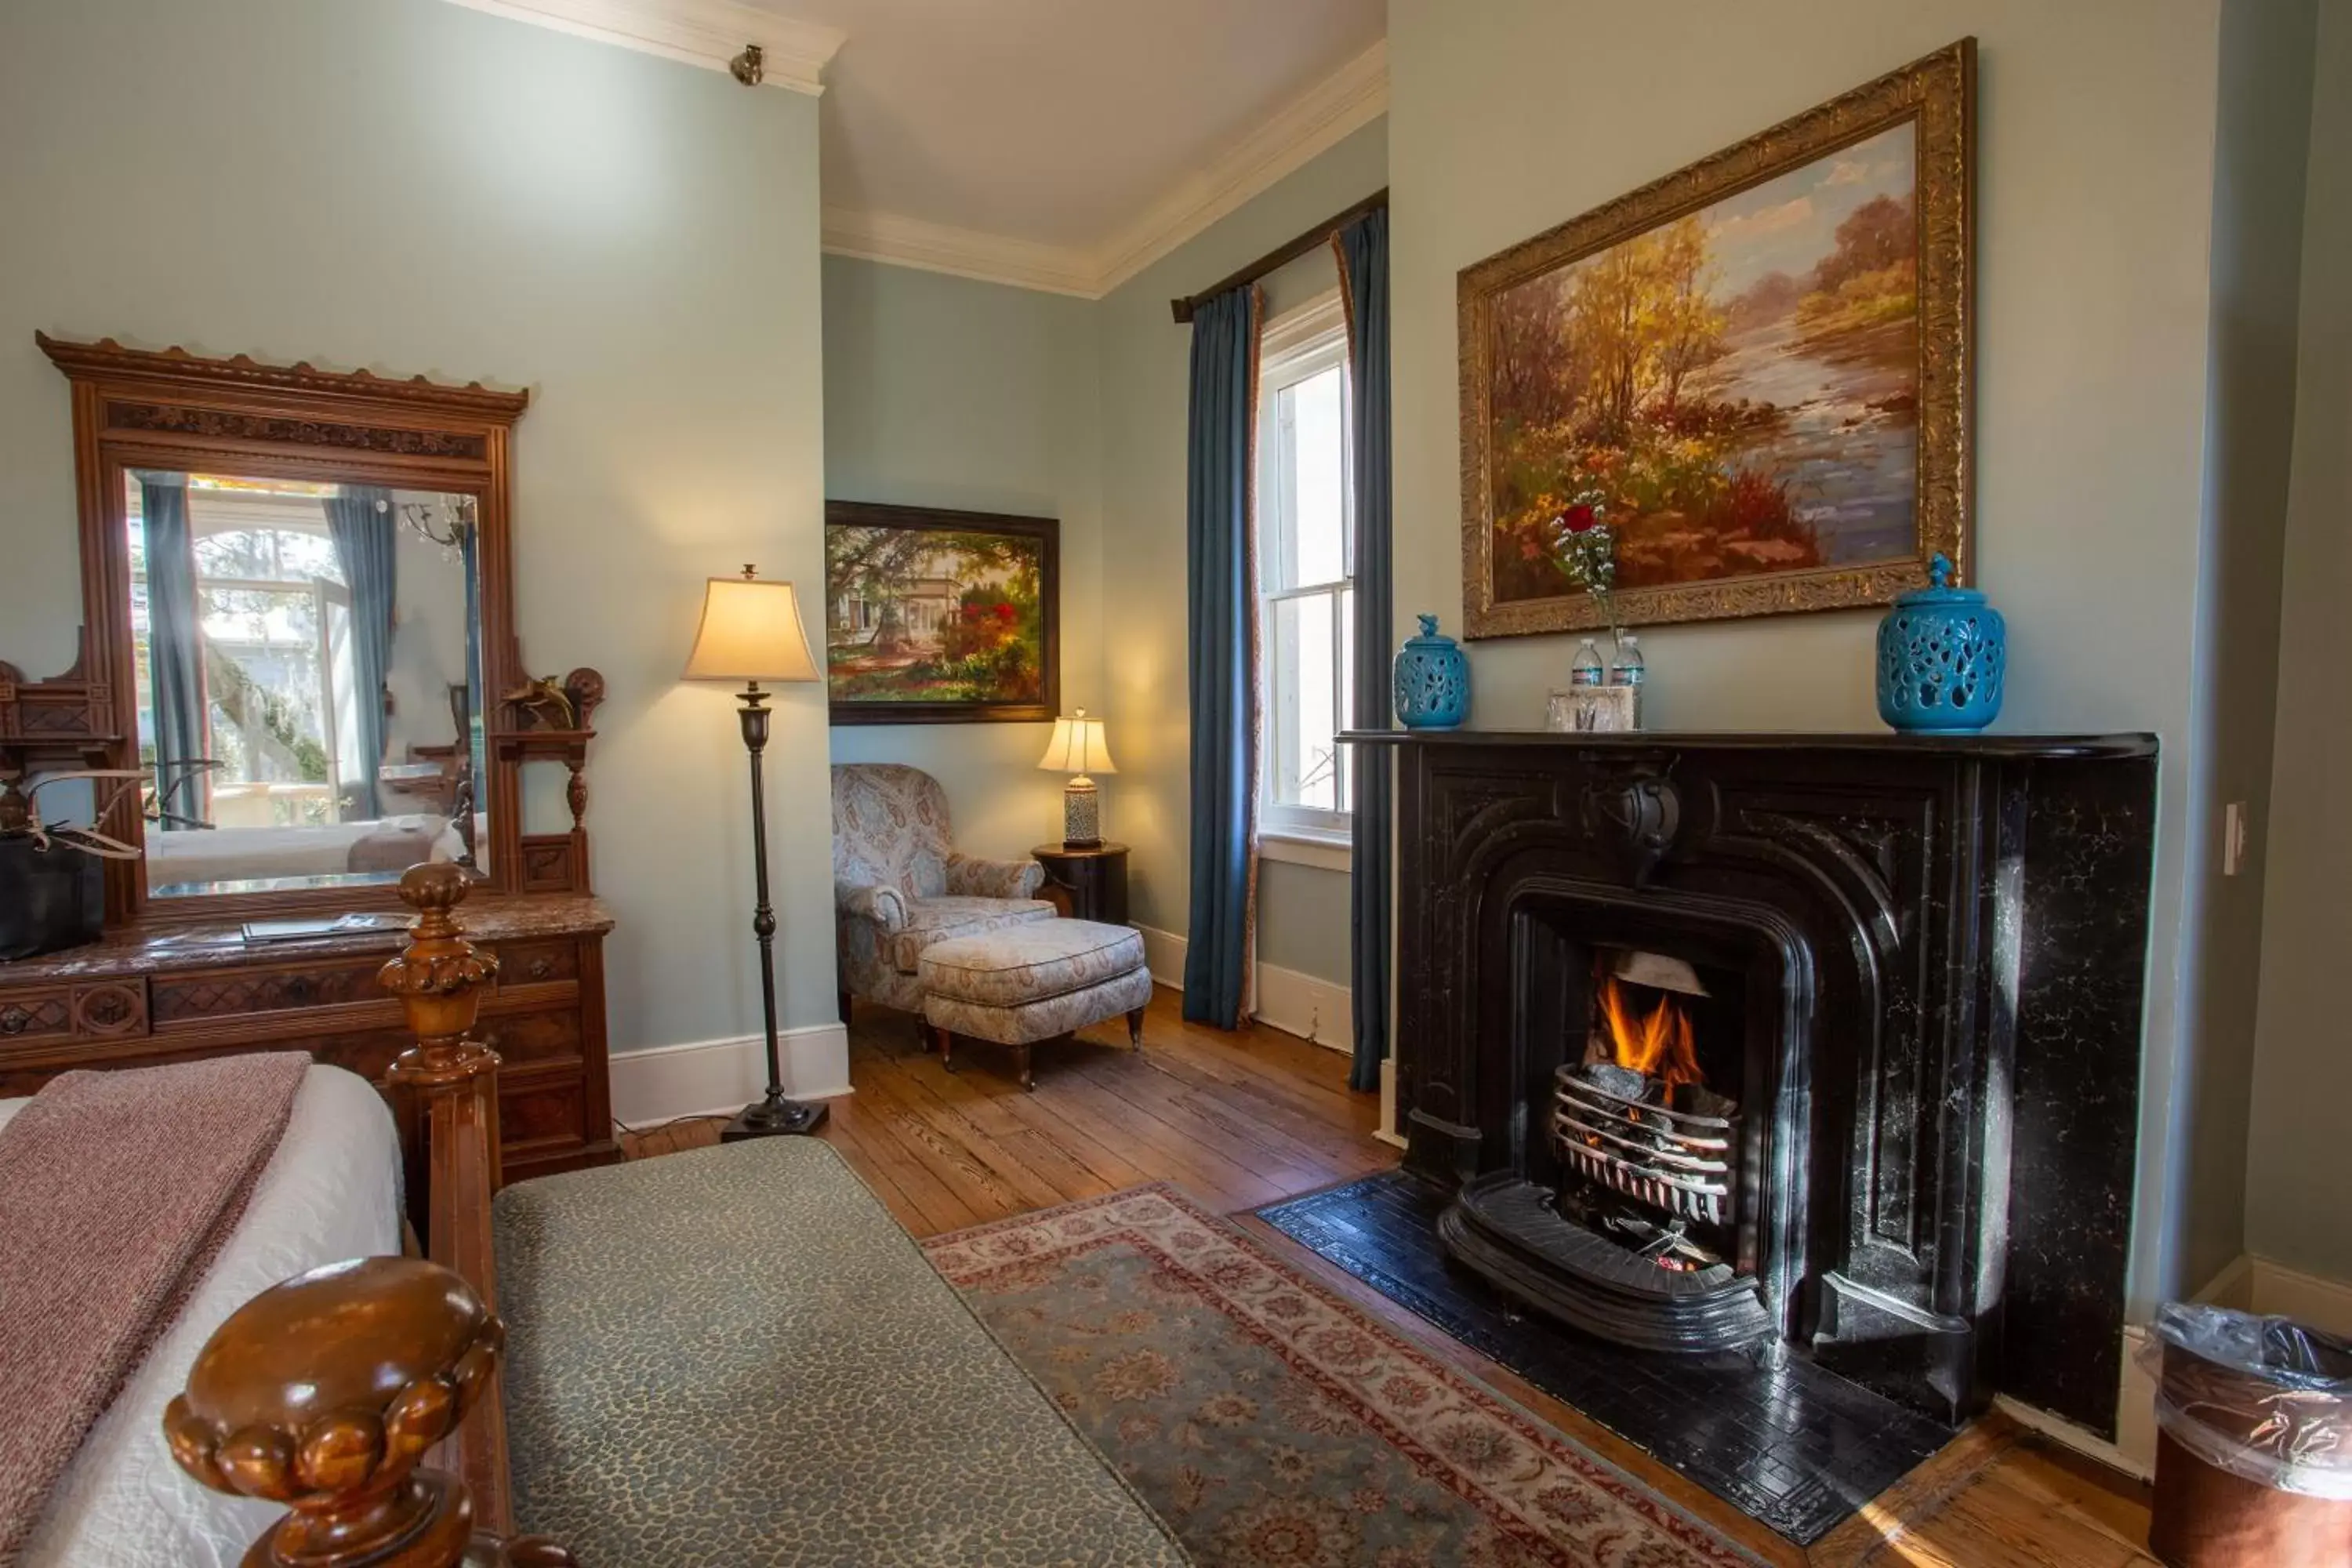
0,1052 -> 310,1564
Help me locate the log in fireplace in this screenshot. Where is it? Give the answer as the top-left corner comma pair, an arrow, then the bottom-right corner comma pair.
1364,730 -> 2158,1433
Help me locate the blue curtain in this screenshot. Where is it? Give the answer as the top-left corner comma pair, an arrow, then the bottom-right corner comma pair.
325,486 -> 396,820
139,473 -> 205,829
1182,285 -> 1260,1029
459,516 -> 484,793
1337,209 -> 1394,1093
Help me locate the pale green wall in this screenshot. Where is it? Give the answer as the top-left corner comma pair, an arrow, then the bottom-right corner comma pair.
1388,0 -> 2244,1315
1094,120 -> 1388,972
2173,0 -> 2316,1298
827,147 -> 1381,989
821,256 -> 1107,862
0,0 -> 843,1080
1257,859 -> 1352,981
2250,0 -> 2352,1281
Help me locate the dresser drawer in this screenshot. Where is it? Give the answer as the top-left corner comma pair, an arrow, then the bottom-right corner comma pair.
0,989 -> 74,1046
477,1007 -> 583,1066
151,956 -> 391,1025
488,938 -> 577,988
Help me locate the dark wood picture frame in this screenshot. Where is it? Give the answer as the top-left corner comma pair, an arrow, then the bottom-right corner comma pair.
823,500 -> 1061,726
1458,39 -> 1975,637
14,333 -> 599,921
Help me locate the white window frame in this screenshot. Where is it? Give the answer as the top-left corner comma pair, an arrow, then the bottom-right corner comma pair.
1254,289 -> 1356,853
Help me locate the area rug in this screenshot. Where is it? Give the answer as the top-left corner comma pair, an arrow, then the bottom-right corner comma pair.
923,1185 -> 1758,1568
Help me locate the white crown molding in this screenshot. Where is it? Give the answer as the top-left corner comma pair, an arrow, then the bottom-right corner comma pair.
441,0 -> 845,96
819,208 -> 1102,298
821,38 -> 1388,298
1088,37 -> 1387,296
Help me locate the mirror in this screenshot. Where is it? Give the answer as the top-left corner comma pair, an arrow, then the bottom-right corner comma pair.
125,469 -> 488,898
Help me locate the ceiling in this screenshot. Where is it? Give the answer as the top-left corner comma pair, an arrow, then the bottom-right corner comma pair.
452,0 -> 1386,296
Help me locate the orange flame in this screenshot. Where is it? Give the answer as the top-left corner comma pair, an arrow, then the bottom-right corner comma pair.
1597,974 -> 1703,1092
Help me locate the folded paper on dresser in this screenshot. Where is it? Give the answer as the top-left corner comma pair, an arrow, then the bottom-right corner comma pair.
0,1052 -> 310,1563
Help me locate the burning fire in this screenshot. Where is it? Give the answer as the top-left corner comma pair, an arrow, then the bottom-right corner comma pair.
1596,975 -> 1703,1093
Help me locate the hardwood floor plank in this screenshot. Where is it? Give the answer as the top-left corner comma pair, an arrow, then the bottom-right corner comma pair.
1112,1033 -> 1391,1172
847,1056 -> 1048,1221
1065,1048 -> 1330,1191
820,1097 -> 982,1236
855,1037 -> 1109,1212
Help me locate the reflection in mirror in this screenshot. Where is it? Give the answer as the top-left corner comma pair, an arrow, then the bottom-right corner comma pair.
125,471 -> 488,898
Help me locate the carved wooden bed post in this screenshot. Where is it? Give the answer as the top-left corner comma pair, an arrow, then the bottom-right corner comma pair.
161,1257 -> 568,1567
160,864 -> 565,1566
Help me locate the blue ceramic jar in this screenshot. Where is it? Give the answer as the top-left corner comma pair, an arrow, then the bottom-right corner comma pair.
1393,613 -> 1468,730
1876,554 -> 2005,733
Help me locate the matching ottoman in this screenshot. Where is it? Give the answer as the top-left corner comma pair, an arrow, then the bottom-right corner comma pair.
917,919 -> 1152,1090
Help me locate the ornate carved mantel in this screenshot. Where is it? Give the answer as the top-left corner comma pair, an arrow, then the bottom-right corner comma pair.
1356,728 -> 2158,1436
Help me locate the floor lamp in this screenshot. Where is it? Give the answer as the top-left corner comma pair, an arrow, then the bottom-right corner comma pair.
684,566 -> 829,1139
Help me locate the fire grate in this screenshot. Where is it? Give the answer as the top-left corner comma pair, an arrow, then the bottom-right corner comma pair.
1552,1065 -> 1737,1226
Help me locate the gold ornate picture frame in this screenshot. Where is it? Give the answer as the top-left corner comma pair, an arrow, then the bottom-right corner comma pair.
1460,39 -> 1974,638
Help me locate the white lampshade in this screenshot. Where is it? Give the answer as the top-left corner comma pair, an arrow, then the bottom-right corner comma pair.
1037,708 -> 1116,775
683,569 -> 821,683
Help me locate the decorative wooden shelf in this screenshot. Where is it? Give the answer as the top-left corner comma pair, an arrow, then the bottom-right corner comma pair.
0,641 -> 123,778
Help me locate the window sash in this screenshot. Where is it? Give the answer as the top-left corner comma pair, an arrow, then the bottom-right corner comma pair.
1254,289 -> 1356,834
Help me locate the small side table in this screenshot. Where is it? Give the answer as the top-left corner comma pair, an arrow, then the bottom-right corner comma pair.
1033,841 -> 1130,925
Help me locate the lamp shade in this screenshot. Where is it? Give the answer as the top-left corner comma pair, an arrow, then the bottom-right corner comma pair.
1037,709 -> 1116,775
683,570 -> 821,683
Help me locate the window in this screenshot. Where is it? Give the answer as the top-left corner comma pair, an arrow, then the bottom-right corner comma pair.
126,475 -> 355,826
1256,290 -> 1356,844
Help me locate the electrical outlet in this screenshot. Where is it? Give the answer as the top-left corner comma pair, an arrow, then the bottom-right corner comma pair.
2223,802 -> 2250,877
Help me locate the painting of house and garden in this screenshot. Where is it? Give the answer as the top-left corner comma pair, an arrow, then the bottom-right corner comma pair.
1484,121 -> 1923,610
824,507 -> 1056,721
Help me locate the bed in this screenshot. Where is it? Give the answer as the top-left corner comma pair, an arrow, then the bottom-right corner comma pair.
5,1065 -> 402,1567
0,863 -> 534,1568
144,815 -> 467,889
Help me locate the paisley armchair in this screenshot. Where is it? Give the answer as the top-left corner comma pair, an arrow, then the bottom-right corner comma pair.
832,764 -> 1054,1013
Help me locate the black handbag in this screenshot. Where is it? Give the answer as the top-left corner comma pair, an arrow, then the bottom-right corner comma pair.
0,833 -> 105,962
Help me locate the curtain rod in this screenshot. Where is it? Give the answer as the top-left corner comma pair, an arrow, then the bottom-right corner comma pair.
1169,188 -> 1388,325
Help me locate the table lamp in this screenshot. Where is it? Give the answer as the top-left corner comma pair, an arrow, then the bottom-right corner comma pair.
684,565 -> 828,1139
1036,707 -> 1116,848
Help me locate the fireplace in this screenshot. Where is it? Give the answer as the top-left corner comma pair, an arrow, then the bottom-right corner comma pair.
1439,887 -> 1804,1358
1374,731 -> 2158,1432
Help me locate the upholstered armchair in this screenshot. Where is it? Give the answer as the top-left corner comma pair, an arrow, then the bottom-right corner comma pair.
833,764 -> 1054,1014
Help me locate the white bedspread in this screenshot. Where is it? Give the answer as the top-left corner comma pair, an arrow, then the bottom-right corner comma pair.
2,1065 -> 404,1568
147,817 -> 464,888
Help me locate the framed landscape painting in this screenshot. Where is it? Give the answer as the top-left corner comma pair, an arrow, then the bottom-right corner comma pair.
1461,39 -> 1974,637
824,501 -> 1059,724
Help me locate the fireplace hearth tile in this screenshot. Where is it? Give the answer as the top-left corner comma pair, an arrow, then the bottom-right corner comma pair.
1260,1170 -> 1956,1545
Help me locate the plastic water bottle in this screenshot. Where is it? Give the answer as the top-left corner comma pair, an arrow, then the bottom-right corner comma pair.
1609,634 -> 1645,691
1570,638 -> 1606,688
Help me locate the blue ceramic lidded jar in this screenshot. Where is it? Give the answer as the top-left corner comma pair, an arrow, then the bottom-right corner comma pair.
1393,613 -> 1469,730
1876,554 -> 2005,733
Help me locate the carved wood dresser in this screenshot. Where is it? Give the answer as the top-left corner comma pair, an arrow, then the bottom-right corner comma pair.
0,896 -> 620,1180
0,334 -> 622,1183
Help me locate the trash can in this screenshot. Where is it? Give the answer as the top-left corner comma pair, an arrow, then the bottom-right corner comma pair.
2142,1302 -> 2352,1566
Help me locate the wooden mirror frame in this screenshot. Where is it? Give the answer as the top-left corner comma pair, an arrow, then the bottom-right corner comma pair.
9,333 -> 599,923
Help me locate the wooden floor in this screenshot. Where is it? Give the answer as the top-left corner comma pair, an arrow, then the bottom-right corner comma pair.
619,985 -> 2156,1567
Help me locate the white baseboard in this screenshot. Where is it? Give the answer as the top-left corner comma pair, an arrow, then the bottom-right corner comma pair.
1376,1055 -> 1406,1149
1138,923 -> 1353,1052
609,1021 -> 852,1127
2243,1254 -> 2352,1333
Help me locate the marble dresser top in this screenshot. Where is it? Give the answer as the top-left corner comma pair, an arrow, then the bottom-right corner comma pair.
0,894 -> 615,983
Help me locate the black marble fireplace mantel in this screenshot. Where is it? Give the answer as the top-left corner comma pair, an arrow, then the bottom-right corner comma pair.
1345,727 -> 2158,1436
1345,727 -> 2156,759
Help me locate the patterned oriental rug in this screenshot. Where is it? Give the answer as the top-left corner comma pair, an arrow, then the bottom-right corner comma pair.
923,1185 -> 1757,1568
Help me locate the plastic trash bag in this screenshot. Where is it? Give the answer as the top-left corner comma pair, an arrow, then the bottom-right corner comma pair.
2140,1302 -> 2352,1499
